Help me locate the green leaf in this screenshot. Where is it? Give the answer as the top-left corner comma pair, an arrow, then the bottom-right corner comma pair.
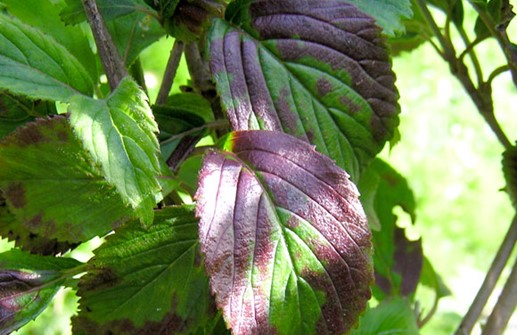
358,159 -> 422,299
503,144 -> 517,209
208,1 -> 400,181
0,249 -> 82,335
419,257 -> 451,298
350,298 -> 419,335
0,13 -> 93,102
1,0 -> 97,83
106,10 -> 165,66
346,0 -> 413,36
60,0 -> 147,25
0,92 -> 56,140
69,78 -> 163,226
474,0 -> 515,40
73,205 -> 214,334
428,0 -> 465,27
0,116 -> 135,244
196,130 -> 373,334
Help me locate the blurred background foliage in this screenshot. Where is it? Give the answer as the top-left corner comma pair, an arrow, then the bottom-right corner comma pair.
1,1 -> 516,334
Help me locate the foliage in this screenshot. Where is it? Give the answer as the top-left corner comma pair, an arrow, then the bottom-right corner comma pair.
0,0 -> 514,334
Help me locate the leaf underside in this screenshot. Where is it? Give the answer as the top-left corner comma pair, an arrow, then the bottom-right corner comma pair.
74,206 -> 214,335
0,249 -> 82,335
196,130 -> 373,335
209,0 -> 399,181
0,116 -> 134,244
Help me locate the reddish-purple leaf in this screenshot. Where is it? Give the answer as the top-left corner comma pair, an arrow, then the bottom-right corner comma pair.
196,130 -> 373,334
208,0 -> 399,180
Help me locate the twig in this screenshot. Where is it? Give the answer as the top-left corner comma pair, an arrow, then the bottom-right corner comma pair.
455,215 -> 517,335
82,0 -> 127,90
487,66 -> 511,86
481,256 -> 517,335
156,40 -> 184,105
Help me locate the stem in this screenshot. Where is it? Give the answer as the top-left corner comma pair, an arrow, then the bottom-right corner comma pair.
455,215 -> 517,335
481,257 -> 517,335
156,40 -> 184,105
487,65 -> 511,86
184,42 -> 226,136
415,0 -> 511,149
457,25 -> 484,86
161,119 -> 229,146
82,0 -> 127,90
468,1 -> 517,87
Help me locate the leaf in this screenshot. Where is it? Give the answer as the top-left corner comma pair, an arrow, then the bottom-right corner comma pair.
503,144 -> 517,209
0,116 -> 135,244
350,298 -> 419,335
0,199 -> 76,255
358,159 -> 422,299
208,1 -> 400,181
73,205 -> 214,335
0,92 -> 56,140
0,13 -> 93,102
474,0 -> 515,41
346,0 -> 413,36
419,257 -> 451,298
428,0 -> 465,27
196,130 -> 373,335
69,78 -> 163,226
0,249 -> 82,335
106,10 -> 165,67
60,0 -> 147,25
1,0 -> 97,83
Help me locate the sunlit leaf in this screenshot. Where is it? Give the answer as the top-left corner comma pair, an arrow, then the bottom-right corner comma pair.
0,116 -> 135,244
209,0 -> 400,181
69,78 -> 163,226
350,297 -> 419,335
1,0 -> 97,82
0,14 -> 93,102
346,0 -> 413,36
0,249 -> 82,335
196,130 -> 373,334
73,206 -> 214,335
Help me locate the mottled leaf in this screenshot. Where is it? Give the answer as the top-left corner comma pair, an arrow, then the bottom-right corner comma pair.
74,206 -> 214,335
0,116 -> 135,243
503,144 -> 517,209
0,14 -> 93,102
0,92 -> 56,140
69,78 -> 163,226
1,0 -> 97,83
196,130 -> 373,334
358,159 -> 422,299
346,0 -> 413,36
0,199 -> 76,255
0,249 -> 82,335
209,1 -> 400,181
350,298 -> 419,335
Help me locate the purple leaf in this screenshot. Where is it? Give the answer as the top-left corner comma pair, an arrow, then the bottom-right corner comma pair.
196,130 -> 373,334
208,0 -> 399,180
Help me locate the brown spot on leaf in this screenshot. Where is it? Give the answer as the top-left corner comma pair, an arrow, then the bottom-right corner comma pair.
316,78 -> 333,97
340,95 -> 362,114
5,183 -> 25,209
79,267 -> 119,292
